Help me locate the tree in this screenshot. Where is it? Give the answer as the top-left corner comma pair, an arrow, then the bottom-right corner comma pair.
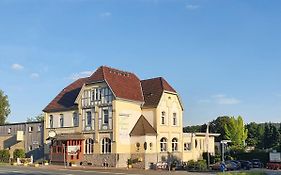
27,113 -> 44,122
209,116 -> 231,141
224,116 -> 248,147
246,122 -> 264,148
0,90 -> 10,125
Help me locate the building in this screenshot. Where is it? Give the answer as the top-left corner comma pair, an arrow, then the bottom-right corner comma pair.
43,66 -> 218,169
0,121 -> 44,161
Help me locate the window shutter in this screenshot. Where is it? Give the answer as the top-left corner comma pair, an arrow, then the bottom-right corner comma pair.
98,108 -> 102,130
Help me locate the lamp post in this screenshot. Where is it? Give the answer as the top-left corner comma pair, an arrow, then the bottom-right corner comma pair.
220,140 -> 231,163
63,143 -> 66,168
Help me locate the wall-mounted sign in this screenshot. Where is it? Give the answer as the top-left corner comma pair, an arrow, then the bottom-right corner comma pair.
67,145 -> 80,155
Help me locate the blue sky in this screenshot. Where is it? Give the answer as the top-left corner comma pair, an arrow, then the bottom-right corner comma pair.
0,0 -> 281,125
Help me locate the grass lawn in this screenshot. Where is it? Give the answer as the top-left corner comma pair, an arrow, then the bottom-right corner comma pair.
217,171 -> 266,175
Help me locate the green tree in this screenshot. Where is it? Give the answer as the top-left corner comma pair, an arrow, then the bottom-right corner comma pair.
27,113 -> 44,122
224,116 -> 248,147
209,116 -> 231,141
246,122 -> 265,148
0,90 -> 10,125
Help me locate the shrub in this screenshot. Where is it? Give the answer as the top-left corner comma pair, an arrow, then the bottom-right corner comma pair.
196,160 -> 207,171
13,149 -> 25,159
186,160 -> 207,171
0,150 -> 10,162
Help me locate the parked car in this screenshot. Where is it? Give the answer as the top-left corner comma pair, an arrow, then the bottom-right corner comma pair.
231,160 -> 241,169
225,161 -> 239,171
211,162 -> 226,171
239,160 -> 252,170
251,159 -> 263,168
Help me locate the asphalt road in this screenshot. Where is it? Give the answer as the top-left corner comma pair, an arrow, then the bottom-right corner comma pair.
1,166 -> 280,175
0,166 -> 212,175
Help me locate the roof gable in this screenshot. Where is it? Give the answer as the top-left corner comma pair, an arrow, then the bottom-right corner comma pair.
141,77 -> 176,108
43,77 -> 88,112
130,115 -> 157,136
87,66 -> 144,102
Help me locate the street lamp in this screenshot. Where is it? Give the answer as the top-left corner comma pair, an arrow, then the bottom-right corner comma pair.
220,140 -> 231,163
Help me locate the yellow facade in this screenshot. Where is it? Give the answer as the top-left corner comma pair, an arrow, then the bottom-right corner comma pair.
43,72 -> 218,168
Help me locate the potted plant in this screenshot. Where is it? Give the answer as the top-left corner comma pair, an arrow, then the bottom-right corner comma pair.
44,160 -> 49,166
70,161 -> 77,167
33,161 -> 40,167
127,158 -> 133,168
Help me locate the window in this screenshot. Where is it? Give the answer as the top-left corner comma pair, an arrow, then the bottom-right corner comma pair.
101,138 -> 111,154
73,112 -> 79,127
195,139 -> 198,148
93,88 -> 101,101
184,143 -> 191,151
104,88 -> 112,103
59,114 -> 64,128
8,128 -> 11,134
82,90 -> 91,106
149,142 -> 153,150
173,113 -> 177,126
161,112 -> 166,125
172,138 -> 178,152
103,109 -> 109,124
28,126 -> 33,132
136,142 -> 140,152
85,138 -> 94,154
160,137 -> 167,152
144,142 -> 147,150
37,125 -> 41,132
49,115 -> 54,128
86,111 -> 92,127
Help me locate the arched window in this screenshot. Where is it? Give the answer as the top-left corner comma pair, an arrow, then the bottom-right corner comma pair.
172,138 -> 178,152
85,138 -> 94,154
160,137 -> 167,152
101,138 -> 111,154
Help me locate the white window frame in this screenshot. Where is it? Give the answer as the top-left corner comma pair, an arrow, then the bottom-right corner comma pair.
73,112 -> 79,127
85,138 -> 94,154
103,109 -> 109,124
101,138 -> 112,154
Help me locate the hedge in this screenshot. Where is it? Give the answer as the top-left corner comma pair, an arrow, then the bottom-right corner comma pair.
0,150 -> 10,162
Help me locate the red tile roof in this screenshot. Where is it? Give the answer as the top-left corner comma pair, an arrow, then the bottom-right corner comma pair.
87,66 -> 144,102
141,77 -> 176,108
43,66 -> 177,112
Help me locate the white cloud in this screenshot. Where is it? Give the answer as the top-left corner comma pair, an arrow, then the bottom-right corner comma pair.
99,12 -> 112,17
198,94 -> 241,105
69,71 -> 94,80
212,94 -> 241,105
186,4 -> 200,10
11,63 -> 24,70
30,73 -> 39,79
